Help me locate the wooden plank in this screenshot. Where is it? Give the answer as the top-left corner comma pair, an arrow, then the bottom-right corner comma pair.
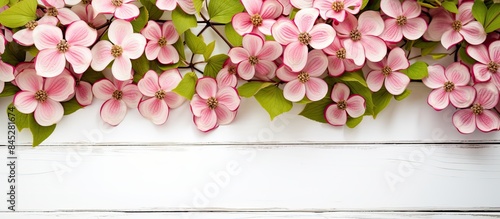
1,144 -> 500,212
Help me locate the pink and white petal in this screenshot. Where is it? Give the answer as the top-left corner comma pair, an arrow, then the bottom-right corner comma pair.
32,25 -> 62,50
303,50 -> 328,76
449,86 -> 476,108
402,18 -> 427,40
34,99 -> 64,126
121,33 -> 146,59
196,77 -> 218,99
326,10 -> 347,22
309,23 -> 335,49
75,81 -> 93,106
283,79 -> 306,102
476,110 -> 500,132
260,0 -> 283,19
325,104 -> 347,126
294,8 -> 319,33
12,29 -> 34,46
290,0 -> 313,9
91,0 -> 117,14
283,42 -> 308,72
56,8 -> 81,25
139,98 -> 169,125
228,47 -> 250,63
108,19 -> 134,45
92,79 -> 116,100
460,22 -> 486,46
0,62 -> 14,82
254,60 -> 277,78
456,2 -> 474,24
65,20 -> 97,46
452,109 -> 476,134
237,60 -> 256,80
425,16 -> 453,41
114,3 -> 140,20
121,84 -> 142,108
445,62 -> 471,86
141,21 -> 162,41
327,57 -> 346,77
35,48 -> 66,77
232,13 -> 254,36
90,41 -> 115,71
402,0 -> 421,18
380,0 -> 402,18
159,69 -> 182,91
333,13 -> 358,35
385,72 -> 410,95
360,35 -> 387,62
331,83 -> 350,102
387,47 -> 409,70
216,69 -> 238,88
428,88 -> 450,110
177,0 -> 197,14
258,19 -> 276,35
194,108 -> 218,132
156,0 -> 177,11
111,56 -> 133,81
380,19 -> 403,42
344,59 -> 361,72
138,70 -> 160,97
343,39 -> 365,66
475,83 -> 499,109
276,66 -> 298,82
216,87 -> 240,111
100,99 -> 128,126
467,44 -> 490,64
66,46 -> 92,74
145,42 -> 161,60
258,41 -> 283,60
242,34 -> 264,56
41,0 -> 64,8
346,95 -> 366,118
45,74 -> 75,101
158,45 -> 180,64
242,0 -> 263,15
489,41 -> 500,63
271,19 -> 299,45
162,21 -> 179,43
441,29 -> 464,50
358,11 -> 385,36
215,105 -> 237,125
423,65 -> 447,89
16,69 -> 43,92
366,70 -> 385,92
13,91 -> 37,114
164,92 -> 185,108
473,64 -> 492,82
190,94 -> 208,117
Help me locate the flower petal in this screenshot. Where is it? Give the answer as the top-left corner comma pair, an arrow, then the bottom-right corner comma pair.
343,39 -> 365,66
12,29 -> 34,46
232,13 -> 254,36
216,86 -> 240,111
35,48 -> 66,77
156,0 -> 177,10
228,47 -> 250,64
385,72 -> 410,95
216,68 -> 238,88
162,21 -> 179,44
276,65 -> 298,82
358,11 -> 384,36
177,0 -> 196,14
159,69 -> 182,91
139,98 -> 169,125
215,104 -> 237,125
261,0 -> 283,19
489,41 -> 500,63
445,62 -> 471,86
237,60 -> 256,80
327,56 -> 345,77
32,24 -> 62,50
360,35 -> 387,62
271,19 -> 299,45
13,91 -> 37,114
45,73 -> 75,102
476,110 -> 500,132
452,109 -> 476,134
141,21 -> 161,41
158,45 -> 179,64
467,44 -> 490,64
90,41 -> 115,71
380,19 -> 403,42
194,108 -> 218,132
100,99 -> 128,126
475,83 -> 499,109
309,23 -> 335,49
108,19 -> 133,45
460,21 -> 486,46
112,56 -> 133,81
196,77 -> 217,99
114,3 -> 140,20
283,41 -> 308,72
190,94 -> 208,117
367,70 -> 385,92
428,88 -> 450,110
449,86 -> 476,108
380,0 -> 402,18
56,8 -> 80,25
34,99 -> 64,126
66,46 -> 92,74
402,18 -> 427,40
138,70 -> 160,97
121,84 -> 142,108
290,0 -> 313,9
331,83 -> 350,102
242,0 -> 262,15
346,95 -> 366,118
294,8 -> 319,33
243,34 -> 264,56
145,42 -> 161,60
164,92 -> 185,108
441,29 -> 463,50
92,79 -> 116,100
425,15 -> 453,41
324,103 -> 347,126
66,20 -> 97,47
387,47 -> 409,71
473,64 -> 492,82
283,79 -> 306,102
402,0 -> 421,18
75,81 -> 93,106
423,65 -> 447,89
121,33 -> 146,59
257,41 -> 283,60
303,50 -> 328,76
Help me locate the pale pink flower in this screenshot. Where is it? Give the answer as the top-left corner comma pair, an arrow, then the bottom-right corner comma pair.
272,8 -> 335,71
40,0 -> 80,25
334,11 -> 387,66
423,63 -> 476,110
366,47 -> 410,95
426,2 -> 486,49
92,78 -> 142,126
276,50 -> 329,102
72,4 -> 108,35
228,34 -> 282,80
290,0 -> 313,9
141,21 -> 179,65
216,60 -> 238,88
379,0 -> 427,42
137,70 -> 185,125
92,0 -> 140,20
313,0 -> 362,22
324,83 -> 366,126
467,41 -> 500,89
12,17 -> 58,46
277,0 -> 292,15
156,0 -> 196,14
70,69 -> 93,106
452,83 -> 500,133
322,37 -> 361,77
190,77 -> 241,132
0,60 -> 14,93
232,0 -> 283,36
33,21 -> 97,77
91,19 -> 146,81
13,69 -> 75,126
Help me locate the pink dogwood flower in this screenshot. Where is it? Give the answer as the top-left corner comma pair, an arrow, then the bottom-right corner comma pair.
33,20 -> 97,77
92,78 -> 142,126
232,0 -> 283,36
141,21 -> 179,65
228,34 -> 282,80
71,69 -> 93,106
276,50 -> 329,102
0,60 -> 14,93
272,8 -> 335,71
92,0 -> 140,20
72,4 -> 108,35
137,70 -> 185,125
322,37 -> 361,77
216,60 -> 238,88
290,0 -> 313,9
426,2 -> 486,49
366,47 -> 410,95
13,69 -> 75,126
379,0 -> 427,42
324,83 -> 366,126
278,0 -> 293,15
91,19 -> 146,81
156,0 -> 196,14
452,83 -> 500,133
334,11 -> 387,66
467,41 -> 500,89
190,77 -> 241,132
41,0 -> 80,25
313,0 -> 362,22
12,17 -> 58,46
422,63 -> 476,110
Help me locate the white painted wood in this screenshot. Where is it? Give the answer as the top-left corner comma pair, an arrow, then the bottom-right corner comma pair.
1,144 -> 500,212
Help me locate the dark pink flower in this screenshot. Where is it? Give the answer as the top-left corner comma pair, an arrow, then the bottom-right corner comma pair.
379,0 -> 427,42
216,60 -> 238,88
141,21 -> 180,65
325,83 -> 366,126
322,37 -> 361,77
366,47 -> 410,95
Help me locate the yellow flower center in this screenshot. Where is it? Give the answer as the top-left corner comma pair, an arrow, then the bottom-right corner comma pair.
112,0 -> 123,6
47,7 -> 58,16
112,90 -> 123,100
452,20 -> 462,31
382,66 -> 392,76
111,45 -> 123,57
228,66 -> 237,75
350,29 -> 361,41
155,90 -> 166,99
25,20 -> 38,30
471,103 -> 483,115
207,97 -> 218,110
57,39 -> 69,53
251,14 -> 263,27
331,1 -> 344,12
444,81 -> 455,92
336,48 -> 346,59
337,100 -> 347,110
396,16 -> 407,26
298,32 -> 312,45
488,61 -> 499,73
298,71 -> 310,83
248,56 -> 259,65
158,37 -> 167,47
35,90 -> 48,102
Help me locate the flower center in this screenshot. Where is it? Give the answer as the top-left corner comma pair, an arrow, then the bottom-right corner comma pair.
298,71 -> 310,83
82,0 -> 91,4
331,1 -> 344,12
248,56 -> 259,65
298,32 -> 312,45
155,90 -> 166,99
228,66 -> 237,74
25,20 -> 38,30
471,103 -> 483,115
111,45 -> 123,57
112,90 -> 123,100
443,81 -> 455,92
488,61 -> 499,73
57,39 -> 69,53
207,97 -> 218,110
251,14 -> 263,27
336,48 -> 346,59
350,29 -> 361,41
452,20 -> 462,31
382,66 -> 392,76
47,7 -> 58,16
158,37 -> 167,47
337,100 -> 347,110
35,90 -> 48,102
396,16 -> 407,26
111,0 -> 123,6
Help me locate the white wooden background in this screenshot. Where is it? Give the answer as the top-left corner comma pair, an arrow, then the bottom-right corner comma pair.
1,8 -> 500,218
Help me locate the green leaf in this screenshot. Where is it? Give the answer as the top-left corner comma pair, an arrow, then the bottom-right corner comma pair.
0,0 -> 8,7
430,53 -> 449,59
413,40 -> 439,56
418,1 -> 438,8
204,54 -> 228,78
346,116 -> 363,128
173,72 -> 198,100
237,81 -> 275,98
485,3 -> 500,33
254,85 -> 293,120
1,42 -> 26,65
224,23 -> 243,47
442,1 -> 458,13
62,98 -> 83,115
338,71 -> 368,87
208,0 -> 244,23
7,103 -> 29,131
327,73 -> 374,116
204,41 -> 216,60
131,54 -> 150,83
0,82 -> 19,97
360,0 -> 369,10
156,61 -> 181,71
372,88 -> 392,118
401,61 -> 428,80
172,37 -> 186,61
459,45 -> 476,64
130,6 -> 149,32
365,0 -> 381,10
299,98 -> 333,123
0,0 -> 37,28
394,89 -> 412,101
472,0 -> 487,25
80,68 -> 105,84
193,0 -> 203,14
29,115 -> 56,147
185,30 -> 207,54
140,0 -> 163,20
172,6 -> 197,34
